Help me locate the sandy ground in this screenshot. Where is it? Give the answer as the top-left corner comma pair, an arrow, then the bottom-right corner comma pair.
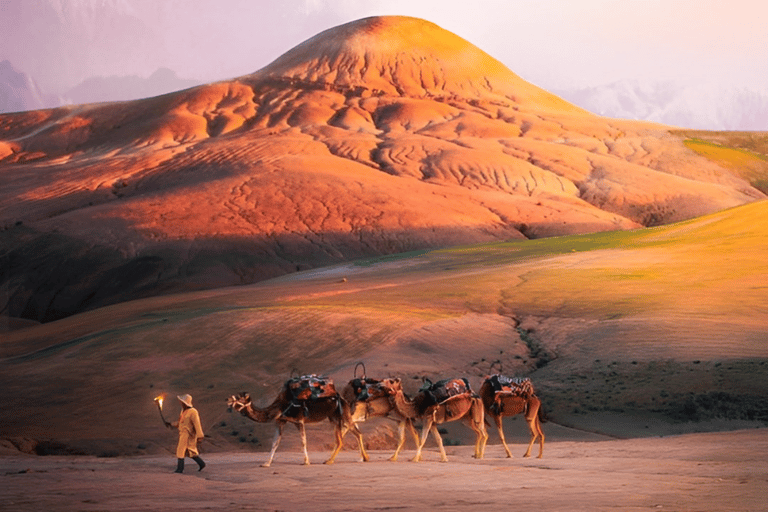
1,428 -> 766,512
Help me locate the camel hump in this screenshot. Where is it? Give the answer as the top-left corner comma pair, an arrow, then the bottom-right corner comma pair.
287,374 -> 338,401
485,374 -> 534,397
423,377 -> 472,405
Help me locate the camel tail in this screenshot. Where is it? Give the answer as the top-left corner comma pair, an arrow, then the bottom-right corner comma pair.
537,400 -> 548,424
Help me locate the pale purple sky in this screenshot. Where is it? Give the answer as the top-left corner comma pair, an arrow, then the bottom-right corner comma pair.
1,0 -> 766,95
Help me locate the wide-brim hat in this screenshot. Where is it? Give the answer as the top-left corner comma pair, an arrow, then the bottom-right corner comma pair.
177,394 -> 193,407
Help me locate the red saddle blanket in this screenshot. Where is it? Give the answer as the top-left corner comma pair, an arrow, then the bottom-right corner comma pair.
286,374 -> 338,401
421,377 -> 472,406
485,374 -> 534,398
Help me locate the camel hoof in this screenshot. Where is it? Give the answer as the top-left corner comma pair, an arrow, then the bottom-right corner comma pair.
323,460 -> 334,465
261,463 -> 271,468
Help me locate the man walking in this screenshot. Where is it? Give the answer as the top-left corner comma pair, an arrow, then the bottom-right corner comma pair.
168,394 -> 206,473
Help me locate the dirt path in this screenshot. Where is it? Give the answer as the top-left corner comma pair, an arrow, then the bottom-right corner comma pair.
2,429 -> 765,512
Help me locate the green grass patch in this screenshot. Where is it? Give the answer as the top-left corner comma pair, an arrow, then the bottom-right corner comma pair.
678,132 -> 768,193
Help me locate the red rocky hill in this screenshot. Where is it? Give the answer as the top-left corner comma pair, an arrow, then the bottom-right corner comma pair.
0,16 -> 763,324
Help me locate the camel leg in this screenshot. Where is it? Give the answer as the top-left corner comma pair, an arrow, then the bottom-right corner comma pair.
431,424 -> 448,462
474,419 -> 488,460
467,402 -> 488,459
523,411 -> 544,459
351,422 -> 370,462
494,414 -> 513,458
297,422 -> 310,465
324,423 -> 344,465
413,417 -> 433,462
407,419 -> 420,449
389,420 -> 407,461
477,401 -> 488,459
262,423 -> 284,467
535,415 -> 545,458
391,418 -> 421,462
523,417 -> 536,458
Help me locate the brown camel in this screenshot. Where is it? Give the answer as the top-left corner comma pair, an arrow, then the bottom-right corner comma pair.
227,376 -> 369,467
341,372 -> 420,462
479,375 -> 545,458
375,377 -> 488,462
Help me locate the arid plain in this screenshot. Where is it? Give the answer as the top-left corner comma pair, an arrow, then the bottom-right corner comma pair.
1,16 -> 767,511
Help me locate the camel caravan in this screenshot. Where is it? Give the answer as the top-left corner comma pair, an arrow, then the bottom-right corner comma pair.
227,363 -> 545,466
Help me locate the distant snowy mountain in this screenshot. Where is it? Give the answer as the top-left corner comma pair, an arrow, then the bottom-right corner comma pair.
65,68 -> 202,105
0,0 -> 163,93
0,60 -> 62,114
554,81 -> 768,131
0,61 -> 201,113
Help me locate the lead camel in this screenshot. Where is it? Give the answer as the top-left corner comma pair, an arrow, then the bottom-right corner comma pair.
227,376 -> 369,467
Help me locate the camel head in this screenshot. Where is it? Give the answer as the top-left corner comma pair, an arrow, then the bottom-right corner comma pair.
227,392 -> 251,413
374,377 -> 403,396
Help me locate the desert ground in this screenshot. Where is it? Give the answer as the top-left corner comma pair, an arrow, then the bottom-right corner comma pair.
1,427 -> 766,512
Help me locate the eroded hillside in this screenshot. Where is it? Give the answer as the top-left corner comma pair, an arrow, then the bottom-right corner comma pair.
0,16 -> 764,323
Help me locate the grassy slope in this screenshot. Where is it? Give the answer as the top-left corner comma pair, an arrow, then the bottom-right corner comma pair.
1,201 -> 767,452
674,130 -> 768,193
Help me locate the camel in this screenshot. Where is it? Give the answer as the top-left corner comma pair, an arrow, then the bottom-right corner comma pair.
374,377 -> 488,462
227,375 -> 369,467
479,374 -> 545,458
341,366 -> 420,462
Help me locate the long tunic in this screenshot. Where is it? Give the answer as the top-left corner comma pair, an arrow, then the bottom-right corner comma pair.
175,407 -> 204,458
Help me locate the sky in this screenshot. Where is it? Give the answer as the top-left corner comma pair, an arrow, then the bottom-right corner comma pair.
2,0 -> 766,91
1,0 -> 766,128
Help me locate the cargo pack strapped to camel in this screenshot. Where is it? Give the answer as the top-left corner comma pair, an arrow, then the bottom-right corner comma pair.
420,377 -> 473,407
484,374 -> 535,415
347,376 -> 384,403
287,374 -> 337,401
485,374 -> 534,397
282,374 -> 339,418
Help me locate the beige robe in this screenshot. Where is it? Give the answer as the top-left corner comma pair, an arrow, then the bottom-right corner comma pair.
175,407 -> 204,458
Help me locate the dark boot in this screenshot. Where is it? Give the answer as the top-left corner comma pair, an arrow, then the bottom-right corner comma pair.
192,456 -> 206,472
174,458 -> 184,473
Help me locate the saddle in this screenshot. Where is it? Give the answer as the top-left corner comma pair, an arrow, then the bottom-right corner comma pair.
287,374 -> 337,401
282,374 -> 338,418
348,377 -> 382,402
420,377 -> 473,407
485,374 -> 534,397
484,374 -> 534,414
